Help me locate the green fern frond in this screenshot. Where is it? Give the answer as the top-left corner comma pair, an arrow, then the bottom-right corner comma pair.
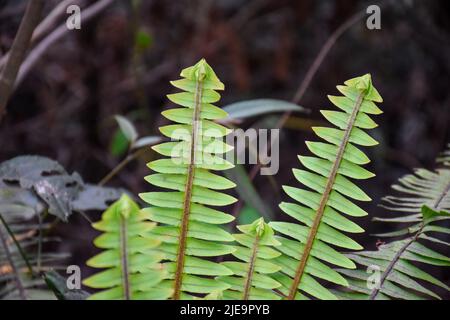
83,194 -> 169,300
337,149 -> 450,300
269,74 -> 383,300
139,59 -> 237,300
217,218 -> 282,300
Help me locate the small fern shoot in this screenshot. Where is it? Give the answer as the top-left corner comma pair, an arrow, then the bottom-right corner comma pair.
218,218 -> 282,300
83,194 -> 170,300
269,74 -> 383,300
139,59 -> 237,299
337,148 -> 450,300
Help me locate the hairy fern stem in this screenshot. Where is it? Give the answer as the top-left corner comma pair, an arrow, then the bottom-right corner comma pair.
242,234 -> 260,300
173,77 -> 204,299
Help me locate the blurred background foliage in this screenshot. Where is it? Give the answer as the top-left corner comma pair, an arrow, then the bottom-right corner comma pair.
0,0 -> 449,297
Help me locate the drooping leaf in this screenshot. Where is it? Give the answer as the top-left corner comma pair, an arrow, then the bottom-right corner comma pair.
44,270 -> 89,300
0,156 -> 123,221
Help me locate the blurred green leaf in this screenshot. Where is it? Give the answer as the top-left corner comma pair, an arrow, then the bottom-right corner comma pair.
224,164 -> 273,219
0,156 -> 123,221
109,129 -> 129,157
237,205 -> 261,225
135,29 -> 153,52
223,99 -> 307,121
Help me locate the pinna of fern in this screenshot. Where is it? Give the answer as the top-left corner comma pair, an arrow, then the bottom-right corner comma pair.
83,194 -> 170,300
217,218 -> 283,300
139,59 -> 238,299
269,74 -> 383,300
336,147 -> 450,300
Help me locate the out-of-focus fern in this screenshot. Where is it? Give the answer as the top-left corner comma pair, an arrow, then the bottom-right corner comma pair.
217,218 -> 282,300
269,74 -> 383,300
139,59 -> 237,299
83,194 -> 169,300
336,148 -> 450,300
0,209 -> 67,300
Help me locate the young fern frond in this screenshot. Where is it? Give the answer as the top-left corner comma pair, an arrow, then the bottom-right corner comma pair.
336,150 -> 450,300
217,218 -> 282,300
269,74 -> 383,300
139,59 -> 237,300
83,194 -> 169,300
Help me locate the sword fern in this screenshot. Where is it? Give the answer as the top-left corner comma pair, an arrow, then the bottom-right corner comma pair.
139,59 -> 237,299
269,74 -> 383,300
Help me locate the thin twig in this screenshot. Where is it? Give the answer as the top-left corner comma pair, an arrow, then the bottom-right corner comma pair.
15,0 -> 115,88
98,148 -> 145,186
0,0 -> 44,122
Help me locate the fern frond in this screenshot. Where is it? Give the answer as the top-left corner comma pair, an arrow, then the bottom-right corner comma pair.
139,59 -> 237,299
83,194 -> 169,300
0,208 -> 68,300
269,74 -> 383,300
217,218 -> 282,300
337,150 -> 450,300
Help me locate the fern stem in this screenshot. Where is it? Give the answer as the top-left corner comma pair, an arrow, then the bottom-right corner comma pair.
0,219 -> 27,300
287,93 -> 364,300
242,234 -> 260,300
173,78 -> 204,300
119,215 -> 130,300
369,179 -> 450,300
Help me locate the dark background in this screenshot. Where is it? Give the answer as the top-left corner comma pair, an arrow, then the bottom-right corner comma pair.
1,0 -> 449,297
